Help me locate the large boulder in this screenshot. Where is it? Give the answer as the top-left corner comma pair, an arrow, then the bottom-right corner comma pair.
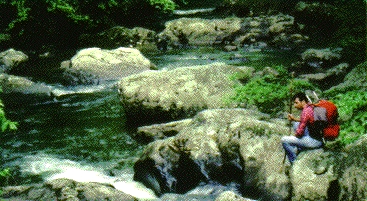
158,17 -> 242,47
0,49 -> 28,73
117,62 -> 253,125
61,47 -> 156,85
133,108 -> 291,200
291,48 -> 343,72
1,178 -> 136,201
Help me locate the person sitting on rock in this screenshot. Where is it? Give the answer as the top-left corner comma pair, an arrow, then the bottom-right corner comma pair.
281,92 -> 323,164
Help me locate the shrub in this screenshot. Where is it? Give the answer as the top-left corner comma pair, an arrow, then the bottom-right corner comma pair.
230,66 -> 317,115
0,168 -> 11,187
332,91 -> 367,145
219,0 -> 298,16
0,100 -> 17,132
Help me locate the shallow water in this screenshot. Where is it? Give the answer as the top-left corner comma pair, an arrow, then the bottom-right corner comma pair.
1,46 -> 299,199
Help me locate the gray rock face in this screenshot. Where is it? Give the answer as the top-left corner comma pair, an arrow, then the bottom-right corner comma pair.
290,149 -> 340,200
133,108 -> 290,199
61,47 -> 156,85
0,49 -> 29,73
117,62 -> 252,124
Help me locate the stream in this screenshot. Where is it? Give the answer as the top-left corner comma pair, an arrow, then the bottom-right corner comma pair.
1,46 -> 300,199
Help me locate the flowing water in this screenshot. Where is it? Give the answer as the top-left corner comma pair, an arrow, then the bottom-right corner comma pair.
1,46 -> 299,199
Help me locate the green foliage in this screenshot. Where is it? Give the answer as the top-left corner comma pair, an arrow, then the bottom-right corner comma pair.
0,168 -> 11,181
332,91 -> 367,145
1,0 -> 178,49
230,66 -> 317,115
8,0 -> 30,30
0,101 -> 17,132
149,0 -> 176,12
220,0 -> 297,16
45,0 -> 90,23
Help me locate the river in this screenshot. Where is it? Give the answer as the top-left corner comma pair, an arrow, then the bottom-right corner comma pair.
1,46 -> 299,199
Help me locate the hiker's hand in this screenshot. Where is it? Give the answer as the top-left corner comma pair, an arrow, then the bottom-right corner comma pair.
288,114 -> 295,121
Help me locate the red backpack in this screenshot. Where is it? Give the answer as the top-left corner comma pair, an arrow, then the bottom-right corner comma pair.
312,100 -> 340,140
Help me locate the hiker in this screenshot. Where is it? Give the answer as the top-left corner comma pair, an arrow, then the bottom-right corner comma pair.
281,92 -> 323,164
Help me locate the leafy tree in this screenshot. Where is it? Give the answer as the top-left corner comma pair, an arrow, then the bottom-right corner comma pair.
0,0 -> 178,50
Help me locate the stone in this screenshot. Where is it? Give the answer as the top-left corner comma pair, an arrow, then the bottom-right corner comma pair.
0,73 -> 52,96
61,47 -> 155,85
117,62 -> 249,125
133,108 -> 291,200
0,49 -> 28,73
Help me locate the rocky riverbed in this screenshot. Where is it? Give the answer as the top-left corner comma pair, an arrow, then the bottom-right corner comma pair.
1,7 -> 366,201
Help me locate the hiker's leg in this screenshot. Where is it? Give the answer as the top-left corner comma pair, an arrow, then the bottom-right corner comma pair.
297,135 -> 323,150
281,136 -> 299,164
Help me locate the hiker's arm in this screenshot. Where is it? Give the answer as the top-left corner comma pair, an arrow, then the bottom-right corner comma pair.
295,106 -> 313,137
288,114 -> 300,122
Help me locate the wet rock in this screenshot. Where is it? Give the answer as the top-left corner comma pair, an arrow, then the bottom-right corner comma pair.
215,190 -> 252,201
0,73 -> 52,96
224,45 -> 238,52
61,47 -> 156,86
1,178 -> 136,201
0,49 -> 28,73
117,62 -> 250,125
136,119 -> 192,142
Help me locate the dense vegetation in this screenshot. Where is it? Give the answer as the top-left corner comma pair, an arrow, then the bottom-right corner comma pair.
0,0 -> 181,50
0,0 -> 365,62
